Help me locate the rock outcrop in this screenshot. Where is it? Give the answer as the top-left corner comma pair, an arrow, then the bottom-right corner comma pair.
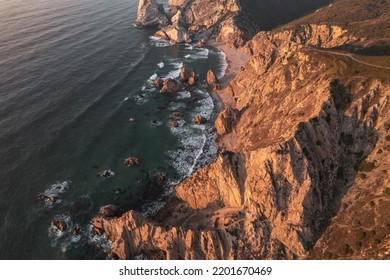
135,0 -> 168,27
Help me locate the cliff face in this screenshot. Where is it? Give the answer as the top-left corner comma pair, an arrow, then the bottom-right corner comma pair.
135,0 -> 168,27
97,1 -> 390,259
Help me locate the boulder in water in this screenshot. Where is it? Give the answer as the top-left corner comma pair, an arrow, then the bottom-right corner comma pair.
179,67 -> 197,84
100,169 -> 115,178
124,157 -> 141,167
100,204 -> 120,218
154,172 -> 165,184
195,38 -> 206,48
49,196 -> 58,204
161,78 -> 182,94
194,115 -> 207,125
153,78 -> 164,88
37,193 -> 48,201
188,76 -> 197,86
154,29 -> 169,40
53,219 -> 67,232
206,70 -> 220,88
170,120 -> 179,127
71,226 -> 80,236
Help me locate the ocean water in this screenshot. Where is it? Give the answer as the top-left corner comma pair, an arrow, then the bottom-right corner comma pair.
0,0 -> 226,259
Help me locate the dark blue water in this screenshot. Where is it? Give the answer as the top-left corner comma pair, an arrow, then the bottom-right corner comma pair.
0,0 -> 226,259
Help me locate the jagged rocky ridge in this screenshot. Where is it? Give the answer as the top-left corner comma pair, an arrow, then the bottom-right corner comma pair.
136,0 -> 332,47
93,1 -> 390,259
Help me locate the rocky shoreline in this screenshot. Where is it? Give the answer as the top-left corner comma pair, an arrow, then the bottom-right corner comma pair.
91,0 -> 390,260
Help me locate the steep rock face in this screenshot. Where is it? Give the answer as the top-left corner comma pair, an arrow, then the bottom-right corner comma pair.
93,211 -> 236,260
135,0 -> 168,27
97,16 -> 390,258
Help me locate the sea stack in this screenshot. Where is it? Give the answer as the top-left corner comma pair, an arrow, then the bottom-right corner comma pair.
135,0 -> 168,27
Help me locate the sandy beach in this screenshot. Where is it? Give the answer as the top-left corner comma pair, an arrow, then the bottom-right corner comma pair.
208,40 -> 250,108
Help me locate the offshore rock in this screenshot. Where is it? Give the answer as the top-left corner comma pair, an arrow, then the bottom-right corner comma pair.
135,0 -> 168,27
206,70 -> 220,90
194,115 -> 207,125
161,78 -> 182,94
100,204 -> 120,218
179,67 -> 197,83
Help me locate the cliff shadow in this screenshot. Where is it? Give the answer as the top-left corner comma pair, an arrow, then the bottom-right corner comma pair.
298,78 -> 379,251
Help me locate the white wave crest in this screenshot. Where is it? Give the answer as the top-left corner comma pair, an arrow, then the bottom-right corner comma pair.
165,62 -> 183,79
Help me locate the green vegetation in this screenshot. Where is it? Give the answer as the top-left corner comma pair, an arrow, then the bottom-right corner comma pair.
383,188 -> 390,195
377,149 -> 383,154
373,239 -> 381,245
343,203 -> 349,209
358,231 -> 366,240
370,230 -> 376,236
341,244 -> 353,255
369,201 -> 375,207
358,159 -> 375,172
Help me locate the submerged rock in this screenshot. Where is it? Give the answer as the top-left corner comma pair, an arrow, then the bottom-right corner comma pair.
154,172 -> 166,184
71,226 -> 80,236
100,170 -> 115,178
195,38 -> 206,48
36,193 -> 48,201
170,120 -> 179,127
135,0 -> 168,27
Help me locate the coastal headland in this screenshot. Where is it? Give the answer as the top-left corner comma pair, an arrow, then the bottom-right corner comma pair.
92,0 -> 390,260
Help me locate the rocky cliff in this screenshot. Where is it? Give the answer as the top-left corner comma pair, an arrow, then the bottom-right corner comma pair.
135,0 -> 168,27
95,0 -> 390,259
136,0 -> 333,47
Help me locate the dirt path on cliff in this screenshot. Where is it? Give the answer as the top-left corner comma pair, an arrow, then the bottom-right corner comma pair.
307,47 -> 390,70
